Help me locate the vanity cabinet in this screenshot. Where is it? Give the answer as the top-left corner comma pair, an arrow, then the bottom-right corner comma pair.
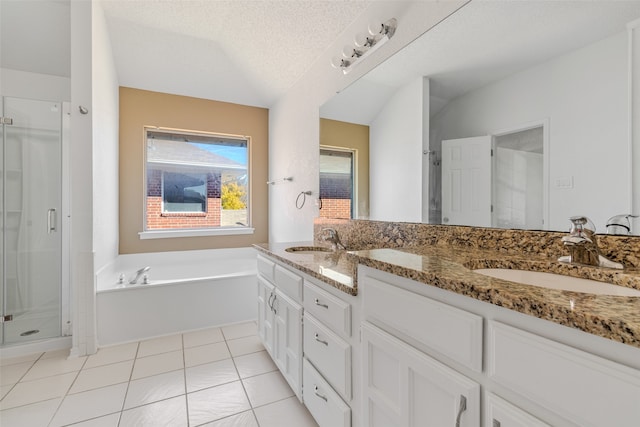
360,269 -> 481,427
359,265 -> 640,427
256,255 -> 303,400
302,279 -> 354,427
485,393 -> 550,427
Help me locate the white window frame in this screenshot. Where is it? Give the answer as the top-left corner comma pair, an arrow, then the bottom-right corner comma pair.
139,126 -> 254,239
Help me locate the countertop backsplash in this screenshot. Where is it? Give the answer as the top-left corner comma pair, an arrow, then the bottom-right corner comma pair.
314,218 -> 640,269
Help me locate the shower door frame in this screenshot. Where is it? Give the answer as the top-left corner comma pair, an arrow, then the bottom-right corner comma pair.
0,96 -> 71,346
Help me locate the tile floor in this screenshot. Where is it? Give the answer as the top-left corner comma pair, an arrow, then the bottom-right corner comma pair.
0,321 -> 319,427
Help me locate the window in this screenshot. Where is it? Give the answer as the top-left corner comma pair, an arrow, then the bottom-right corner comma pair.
143,128 -> 251,237
319,147 -> 355,219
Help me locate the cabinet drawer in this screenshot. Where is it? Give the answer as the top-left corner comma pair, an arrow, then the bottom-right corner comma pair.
275,265 -> 302,301
303,314 -> 351,400
489,321 -> 640,426
303,358 -> 351,427
257,255 -> 275,283
362,275 -> 483,372
303,281 -> 351,338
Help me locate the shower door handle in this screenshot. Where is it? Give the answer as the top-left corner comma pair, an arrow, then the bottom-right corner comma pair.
48,209 -> 57,233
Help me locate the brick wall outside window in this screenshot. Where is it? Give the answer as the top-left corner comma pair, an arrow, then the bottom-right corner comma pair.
319,172 -> 352,219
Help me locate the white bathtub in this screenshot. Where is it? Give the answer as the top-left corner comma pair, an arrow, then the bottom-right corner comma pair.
96,247 -> 257,346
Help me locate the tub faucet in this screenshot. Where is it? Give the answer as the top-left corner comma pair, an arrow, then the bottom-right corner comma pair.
321,228 -> 346,251
130,266 -> 151,284
558,216 -> 623,269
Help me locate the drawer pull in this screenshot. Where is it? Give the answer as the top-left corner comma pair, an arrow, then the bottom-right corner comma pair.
314,385 -> 328,402
455,395 -> 467,427
314,298 -> 329,309
314,333 -> 328,346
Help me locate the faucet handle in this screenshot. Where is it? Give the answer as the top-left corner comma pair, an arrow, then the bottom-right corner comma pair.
568,215 -> 595,236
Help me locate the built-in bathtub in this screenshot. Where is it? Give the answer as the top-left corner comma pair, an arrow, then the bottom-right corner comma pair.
96,247 -> 257,346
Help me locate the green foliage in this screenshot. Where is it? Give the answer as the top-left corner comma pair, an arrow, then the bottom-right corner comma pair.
222,182 -> 247,209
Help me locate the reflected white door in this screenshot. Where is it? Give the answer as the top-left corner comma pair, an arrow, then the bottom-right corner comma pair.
2,97 -> 63,344
441,136 -> 492,227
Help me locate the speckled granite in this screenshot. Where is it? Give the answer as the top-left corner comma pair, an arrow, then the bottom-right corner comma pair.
256,219 -> 640,348
254,242 -> 357,295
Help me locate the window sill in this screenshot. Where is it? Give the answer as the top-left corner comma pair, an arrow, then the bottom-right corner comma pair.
139,227 -> 255,240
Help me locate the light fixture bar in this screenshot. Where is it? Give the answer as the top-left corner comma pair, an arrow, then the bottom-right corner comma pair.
331,18 -> 397,74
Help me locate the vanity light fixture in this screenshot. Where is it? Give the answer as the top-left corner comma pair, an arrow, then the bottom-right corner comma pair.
331,18 -> 397,74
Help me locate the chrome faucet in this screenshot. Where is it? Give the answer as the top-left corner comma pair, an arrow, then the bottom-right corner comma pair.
558,216 -> 623,269
129,266 -> 151,284
321,228 -> 346,251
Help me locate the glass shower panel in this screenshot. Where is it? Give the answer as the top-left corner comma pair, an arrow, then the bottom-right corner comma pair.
2,97 -> 62,344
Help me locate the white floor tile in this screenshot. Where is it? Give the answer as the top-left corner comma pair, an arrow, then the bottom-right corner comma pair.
233,351 -> 277,379
49,382 -> 128,427
254,396 -> 318,427
131,350 -> 184,380
0,372 -> 76,410
0,362 -> 33,386
41,349 -> 71,360
200,410 -> 258,427
124,370 -> 185,410
137,334 -> 183,358
242,370 -> 294,408
120,395 -> 188,427
184,341 -> 230,368
183,327 -> 224,348
21,354 -> 86,381
84,342 -> 139,369
185,359 -> 238,393
69,360 -> 134,394
1,384 -> 14,400
227,335 -> 264,357
0,352 -> 41,367
0,397 -> 61,427
68,412 -> 121,426
221,322 -> 257,340
187,381 -> 250,426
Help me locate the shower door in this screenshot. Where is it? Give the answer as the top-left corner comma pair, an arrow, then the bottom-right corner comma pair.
1,97 -> 63,345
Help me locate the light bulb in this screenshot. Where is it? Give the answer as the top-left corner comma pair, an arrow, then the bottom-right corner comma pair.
368,19 -> 384,36
330,55 -> 350,69
354,33 -> 375,48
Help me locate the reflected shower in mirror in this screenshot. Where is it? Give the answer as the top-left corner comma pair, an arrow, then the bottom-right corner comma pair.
320,1 -> 640,234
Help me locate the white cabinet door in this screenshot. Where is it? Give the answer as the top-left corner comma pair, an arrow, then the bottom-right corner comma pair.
441,135 -> 492,227
257,276 -> 275,357
362,322 -> 479,427
273,289 -> 303,400
485,393 -> 550,427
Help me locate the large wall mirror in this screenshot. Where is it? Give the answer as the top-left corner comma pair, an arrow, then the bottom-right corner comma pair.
320,1 -> 640,235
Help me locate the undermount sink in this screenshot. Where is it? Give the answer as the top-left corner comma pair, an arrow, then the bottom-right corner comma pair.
285,246 -> 333,254
473,268 -> 640,297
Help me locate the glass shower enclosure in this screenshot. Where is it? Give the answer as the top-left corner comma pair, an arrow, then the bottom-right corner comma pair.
1,96 -> 69,346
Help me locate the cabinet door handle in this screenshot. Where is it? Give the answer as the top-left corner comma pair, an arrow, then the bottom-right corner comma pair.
314,333 -> 328,346
272,294 -> 277,315
268,292 -> 274,310
314,385 -> 328,402
47,208 -> 57,233
314,298 -> 329,309
492,420 -> 501,427
455,395 -> 467,427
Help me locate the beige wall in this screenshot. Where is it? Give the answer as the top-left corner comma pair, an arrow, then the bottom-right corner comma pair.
119,87 -> 269,253
319,118 -> 370,218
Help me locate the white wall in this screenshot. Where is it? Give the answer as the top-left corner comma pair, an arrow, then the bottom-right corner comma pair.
431,31 -> 629,232
369,76 -> 427,222
92,2 -> 119,272
70,0 -> 95,356
0,69 -> 70,101
631,19 -> 640,234
268,1 -> 467,242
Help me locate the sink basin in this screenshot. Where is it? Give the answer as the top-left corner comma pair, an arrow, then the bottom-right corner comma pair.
473,268 -> 640,296
285,246 -> 333,254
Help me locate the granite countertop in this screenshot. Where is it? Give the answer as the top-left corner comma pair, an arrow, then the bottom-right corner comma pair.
254,242 -> 640,349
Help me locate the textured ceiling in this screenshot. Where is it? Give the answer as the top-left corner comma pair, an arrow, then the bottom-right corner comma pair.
99,0 -> 372,107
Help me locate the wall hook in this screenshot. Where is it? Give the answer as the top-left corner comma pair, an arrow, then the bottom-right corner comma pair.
78,105 -> 89,115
